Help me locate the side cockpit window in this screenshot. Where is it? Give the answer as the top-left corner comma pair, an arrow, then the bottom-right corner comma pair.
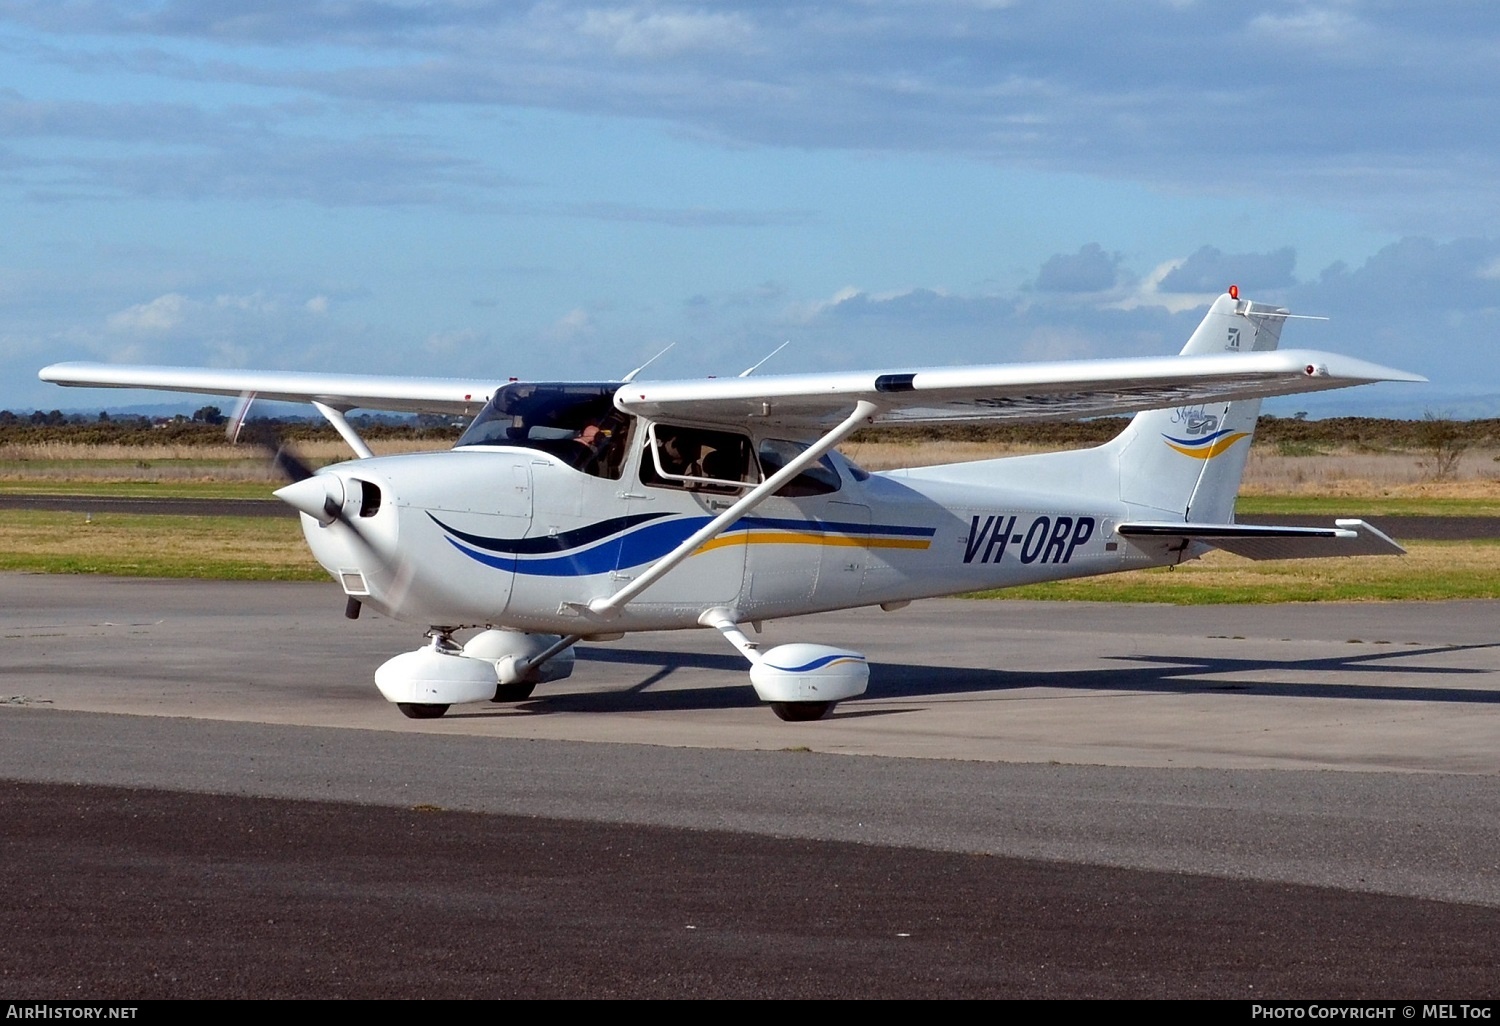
637,428 -> 846,498
640,424 -> 756,494
455,382 -> 632,480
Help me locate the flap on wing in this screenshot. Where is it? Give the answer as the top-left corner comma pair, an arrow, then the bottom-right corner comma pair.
617,350 -> 1424,429
38,363 -> 499,416
1117,519 -> 1405,560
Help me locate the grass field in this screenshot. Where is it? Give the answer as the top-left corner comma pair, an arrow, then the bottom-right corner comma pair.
970,541 -> 1500,604
0,510 -> 322,581
0,480 -> 280,499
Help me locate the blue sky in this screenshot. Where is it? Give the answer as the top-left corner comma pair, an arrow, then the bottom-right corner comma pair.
4,1 -> 1499,415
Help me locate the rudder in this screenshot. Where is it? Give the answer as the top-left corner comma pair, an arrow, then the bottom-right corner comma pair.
1113,291 -> 1289,523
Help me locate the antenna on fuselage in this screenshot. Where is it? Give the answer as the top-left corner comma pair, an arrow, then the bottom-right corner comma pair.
621,343 -> 675,383
738,340 -> 790,377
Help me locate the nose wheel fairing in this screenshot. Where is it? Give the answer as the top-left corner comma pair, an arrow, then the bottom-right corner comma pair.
374,628 -> 579,716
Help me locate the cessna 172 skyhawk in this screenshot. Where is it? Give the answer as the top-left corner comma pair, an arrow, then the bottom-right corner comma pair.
40,290 -> 1422,721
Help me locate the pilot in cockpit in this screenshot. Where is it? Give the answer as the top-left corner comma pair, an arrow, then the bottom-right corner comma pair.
565,414 -> 629,478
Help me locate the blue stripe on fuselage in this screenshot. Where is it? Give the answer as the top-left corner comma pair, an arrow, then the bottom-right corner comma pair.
434,512 -> 937,577
428,511 -> 672,554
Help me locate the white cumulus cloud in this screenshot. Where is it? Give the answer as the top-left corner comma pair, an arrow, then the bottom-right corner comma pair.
106,293 -> 188,332
576,7 -> 755,58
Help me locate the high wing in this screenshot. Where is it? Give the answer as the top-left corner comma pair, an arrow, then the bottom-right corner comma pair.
617,350 -> 1424,429
37,363 -> 499,416
40,348 -> 1422,427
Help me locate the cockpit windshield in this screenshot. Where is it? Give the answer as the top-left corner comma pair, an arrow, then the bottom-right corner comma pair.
456,382 -> 632,479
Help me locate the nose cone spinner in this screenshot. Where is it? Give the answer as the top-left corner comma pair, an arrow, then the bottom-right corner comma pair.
274,474 -> 346,525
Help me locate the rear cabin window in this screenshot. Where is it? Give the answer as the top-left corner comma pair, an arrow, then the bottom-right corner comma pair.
758,439 -> 842,497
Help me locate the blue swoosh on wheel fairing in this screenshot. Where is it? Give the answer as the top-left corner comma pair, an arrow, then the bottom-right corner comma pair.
764,653 -> 867,673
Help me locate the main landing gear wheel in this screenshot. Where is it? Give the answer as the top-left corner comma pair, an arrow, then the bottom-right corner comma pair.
491,681 -> 538,703
770,701 -> 835,722
397,702 -> 450,719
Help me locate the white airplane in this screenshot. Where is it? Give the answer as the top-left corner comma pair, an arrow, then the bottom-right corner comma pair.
40,289 -> 1423,721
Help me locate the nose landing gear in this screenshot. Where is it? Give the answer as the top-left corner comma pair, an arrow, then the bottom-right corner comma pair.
376,628 -> 579,719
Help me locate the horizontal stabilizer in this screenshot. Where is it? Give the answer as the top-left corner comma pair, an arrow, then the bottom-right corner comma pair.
1117,519 -> 1405,560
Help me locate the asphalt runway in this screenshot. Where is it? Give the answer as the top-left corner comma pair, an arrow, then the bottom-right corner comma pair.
3,574 -> 1499,998
0,494 -> 289,517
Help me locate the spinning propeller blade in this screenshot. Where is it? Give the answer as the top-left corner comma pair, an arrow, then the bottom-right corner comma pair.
223,403 -> 415,618
271,444 -> 317,484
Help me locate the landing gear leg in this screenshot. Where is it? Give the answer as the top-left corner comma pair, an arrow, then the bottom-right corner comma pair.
462,630 -> 580,703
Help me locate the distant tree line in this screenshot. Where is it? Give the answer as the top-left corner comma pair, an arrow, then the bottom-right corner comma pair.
1,410 -> 1495,451
0,408 -> 466,446
856,414 -> 1500,450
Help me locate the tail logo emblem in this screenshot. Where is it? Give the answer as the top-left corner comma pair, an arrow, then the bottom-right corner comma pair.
1162,429 -> 1249,460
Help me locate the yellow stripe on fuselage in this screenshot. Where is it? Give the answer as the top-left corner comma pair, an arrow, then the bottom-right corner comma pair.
695,532 -> 933,555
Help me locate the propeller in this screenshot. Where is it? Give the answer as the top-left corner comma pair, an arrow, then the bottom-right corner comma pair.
227,393 -> 316,483
230,420 -> 347,523
226,390 -> 336,504
270,443 -> 318,485
226,393 -> 416,621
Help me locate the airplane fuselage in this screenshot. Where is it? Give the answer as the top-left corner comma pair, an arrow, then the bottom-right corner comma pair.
297,437 -> 1167,635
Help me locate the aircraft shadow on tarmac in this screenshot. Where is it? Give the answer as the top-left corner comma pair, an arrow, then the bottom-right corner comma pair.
446,642 -> 1500,717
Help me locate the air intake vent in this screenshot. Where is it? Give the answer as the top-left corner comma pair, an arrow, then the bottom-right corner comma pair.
357,480 -> 382,517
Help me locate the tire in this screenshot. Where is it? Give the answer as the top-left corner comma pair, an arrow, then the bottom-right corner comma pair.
397,702 -> 450,719
491,681 -> 538,703
770,701 -> 834,722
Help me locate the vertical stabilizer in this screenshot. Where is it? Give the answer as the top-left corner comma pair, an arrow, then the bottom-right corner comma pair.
1114,292 -> 1289,522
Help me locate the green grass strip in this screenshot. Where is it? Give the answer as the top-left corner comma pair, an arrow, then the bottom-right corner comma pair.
1235,496 -> 1500,517
968,540 -> 1500,604
0,510 -> 325,581
0,480 -> 279,500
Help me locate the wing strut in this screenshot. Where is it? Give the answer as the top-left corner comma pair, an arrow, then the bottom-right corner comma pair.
586,400 -> 879,619
311,401 -> 375,460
